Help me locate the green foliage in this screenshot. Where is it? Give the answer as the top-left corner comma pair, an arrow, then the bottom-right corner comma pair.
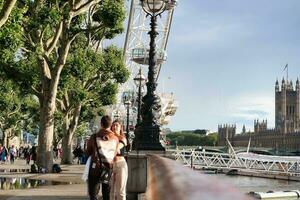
0,76 -> 39,139
0,0 -> 128,142
0,0 -> 25,63
167,132 -> 218,146
53,110 -> 64,144
20,95 -> 39,133
58,40 -> 129,134
0,79 -> 21,127
75,122 -> 89,137
92,0 -> 125,40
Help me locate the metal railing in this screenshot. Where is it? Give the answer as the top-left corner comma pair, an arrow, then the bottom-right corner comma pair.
172,149 -> 300,176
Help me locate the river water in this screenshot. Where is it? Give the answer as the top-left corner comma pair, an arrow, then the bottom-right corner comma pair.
206,174 -> 300,199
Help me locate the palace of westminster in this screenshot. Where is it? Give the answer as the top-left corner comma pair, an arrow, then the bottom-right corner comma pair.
218,78 -> 300,151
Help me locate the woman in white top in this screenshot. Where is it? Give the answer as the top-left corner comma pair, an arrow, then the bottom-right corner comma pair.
110,120 -> 128,200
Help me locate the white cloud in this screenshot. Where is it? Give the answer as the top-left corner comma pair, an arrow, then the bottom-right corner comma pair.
227,93 -> 275,127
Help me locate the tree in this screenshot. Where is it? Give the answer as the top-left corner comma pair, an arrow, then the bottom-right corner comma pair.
0,79 -> 21,147
1,0 -> 126,171
0,75 -> 39,147
57,0 -> 126,164
166,132 -> 218,146
58,43 -> 129,164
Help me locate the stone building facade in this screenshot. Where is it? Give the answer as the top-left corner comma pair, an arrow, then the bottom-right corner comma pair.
218,79 -> 300,151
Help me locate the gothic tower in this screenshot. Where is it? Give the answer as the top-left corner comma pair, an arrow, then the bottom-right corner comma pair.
296,78 -> 300,131
217,124 -> 236,146
254,119 -> 267,133
275,78 -> 300,133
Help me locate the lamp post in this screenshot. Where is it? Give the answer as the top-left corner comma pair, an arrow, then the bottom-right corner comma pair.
134,68 -> 146,125
114,110 -> 122,121
133,0 -> 177,151
124,100 -> 131,139
123,91 -> 134,140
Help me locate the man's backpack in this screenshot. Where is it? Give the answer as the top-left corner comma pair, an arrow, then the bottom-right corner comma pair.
52,164 -> 62,173
30,164 -> 39,173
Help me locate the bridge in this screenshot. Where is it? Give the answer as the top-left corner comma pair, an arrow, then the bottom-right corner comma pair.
172,149 -> 300,177
174,145 -> 274,154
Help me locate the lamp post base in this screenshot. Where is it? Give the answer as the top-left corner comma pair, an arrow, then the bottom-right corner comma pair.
133,125 -> 165,151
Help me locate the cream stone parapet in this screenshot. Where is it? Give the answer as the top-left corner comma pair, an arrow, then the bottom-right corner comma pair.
127,151 -> 251,200
146,155 -> 252,200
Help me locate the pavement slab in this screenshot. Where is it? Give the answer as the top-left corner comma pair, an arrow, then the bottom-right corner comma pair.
0,160 -> 91,200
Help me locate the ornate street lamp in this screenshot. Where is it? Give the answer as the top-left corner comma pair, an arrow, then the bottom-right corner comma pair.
133,0 -> 177,151
134,68 -> 146,125
122,91 -> 134,140
113,110 -> 122,121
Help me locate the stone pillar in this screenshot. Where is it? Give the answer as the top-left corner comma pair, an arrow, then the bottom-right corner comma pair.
127,151 -> 170,200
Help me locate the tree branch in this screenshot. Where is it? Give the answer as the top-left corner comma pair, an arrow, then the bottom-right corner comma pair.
31,86 -> 42,98
56,98 -> 66,112
0,0 -> 17,28
46,21 -> 63,55
7,105 -> 21,117
84,74 -> 99,90
63,90 -> 70,111
39,56 -> 52,79
71,0 -> 101,17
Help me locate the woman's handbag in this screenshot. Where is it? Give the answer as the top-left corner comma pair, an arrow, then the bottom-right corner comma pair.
93,136 -> 113,184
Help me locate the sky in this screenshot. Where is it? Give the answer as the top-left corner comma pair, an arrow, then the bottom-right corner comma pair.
108,0 -> 300,133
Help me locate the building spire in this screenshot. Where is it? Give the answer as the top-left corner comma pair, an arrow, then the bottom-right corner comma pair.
242,125 -> 246,134
281,77 -> 286,90
283,63 -> 288,82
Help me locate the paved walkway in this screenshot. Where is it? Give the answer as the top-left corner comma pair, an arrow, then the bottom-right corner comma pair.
0,160 -> 89,200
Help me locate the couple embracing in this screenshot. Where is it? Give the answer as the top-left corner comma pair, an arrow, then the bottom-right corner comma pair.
86,115 -> 128,200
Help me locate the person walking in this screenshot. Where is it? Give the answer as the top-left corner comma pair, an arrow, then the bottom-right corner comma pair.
1,146 -> 8,164
110,120 -> 128,200
9,145 -> 17,164
73,145 -> 84,164
87,115 -> 119,200
24,146 -> 30,164
30,145 -> 37,164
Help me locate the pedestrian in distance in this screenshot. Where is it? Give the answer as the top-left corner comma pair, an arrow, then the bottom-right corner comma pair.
110,120 -> 128,200
1,146 -> 8,164
30,145 -> 37,164
24,146 -> 30,164
9,145 -> 17,164
73,145 -> 84,164
87,115 -> 119,200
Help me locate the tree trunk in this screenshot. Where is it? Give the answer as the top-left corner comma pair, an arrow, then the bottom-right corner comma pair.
37,61 -> 62,171
61,104 -> 81,164
36,29 -> 72,171
37,89 -> 56,172
2,129 -> 8,147
61,130 -> 73,164
53,131 -> 60,150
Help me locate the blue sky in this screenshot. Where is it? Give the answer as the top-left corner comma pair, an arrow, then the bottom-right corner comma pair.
109,0 -> 300,132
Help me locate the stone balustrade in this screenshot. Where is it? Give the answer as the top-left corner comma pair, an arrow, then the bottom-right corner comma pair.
145,155 -> 252,200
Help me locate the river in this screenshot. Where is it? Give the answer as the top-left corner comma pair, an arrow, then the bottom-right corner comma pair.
206,174 -> 300,199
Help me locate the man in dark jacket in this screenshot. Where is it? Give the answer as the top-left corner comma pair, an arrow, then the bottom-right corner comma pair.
87,115 -> 119,200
